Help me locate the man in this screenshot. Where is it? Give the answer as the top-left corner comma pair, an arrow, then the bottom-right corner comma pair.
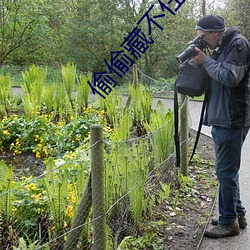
192,15 -> 250,238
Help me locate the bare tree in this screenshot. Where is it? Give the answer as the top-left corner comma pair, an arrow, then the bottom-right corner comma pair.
201,0 -> 206,16
0,0 -> 48,65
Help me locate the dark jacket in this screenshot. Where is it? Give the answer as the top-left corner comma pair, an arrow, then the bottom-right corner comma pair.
203,26 -> 250,128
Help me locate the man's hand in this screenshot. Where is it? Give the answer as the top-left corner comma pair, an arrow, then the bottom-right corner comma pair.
192,47 -> 207,64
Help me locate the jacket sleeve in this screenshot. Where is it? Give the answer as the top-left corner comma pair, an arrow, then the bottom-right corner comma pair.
203,38 -> 250,87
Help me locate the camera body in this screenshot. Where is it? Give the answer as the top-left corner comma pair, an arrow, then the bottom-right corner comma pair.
177,36 -> 208,64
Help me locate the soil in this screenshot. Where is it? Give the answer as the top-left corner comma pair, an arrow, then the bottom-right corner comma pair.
0,152 -> 45,180
158,130 -> 217,250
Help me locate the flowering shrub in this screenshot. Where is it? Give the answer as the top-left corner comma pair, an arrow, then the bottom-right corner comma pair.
12,177 -> 49,239
0,106 -> 105,158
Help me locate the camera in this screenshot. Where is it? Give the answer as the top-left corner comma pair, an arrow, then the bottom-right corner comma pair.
176,36 -> 208,64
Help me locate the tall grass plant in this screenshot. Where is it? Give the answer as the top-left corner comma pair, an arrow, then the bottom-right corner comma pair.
0,73 -> 12,116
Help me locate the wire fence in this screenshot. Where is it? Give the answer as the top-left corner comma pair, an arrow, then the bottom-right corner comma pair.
0,66 -> 191,249
0,124 -> 180,249
138,67 -> 175,93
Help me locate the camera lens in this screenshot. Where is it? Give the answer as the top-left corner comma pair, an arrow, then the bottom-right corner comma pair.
176,45 -> 198,63
176,37 -> 208,63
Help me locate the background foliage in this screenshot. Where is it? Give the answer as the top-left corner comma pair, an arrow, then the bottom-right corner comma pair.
1,0 -> 249,80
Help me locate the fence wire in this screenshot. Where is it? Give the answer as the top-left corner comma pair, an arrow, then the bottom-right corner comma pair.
138,67 -> 175,94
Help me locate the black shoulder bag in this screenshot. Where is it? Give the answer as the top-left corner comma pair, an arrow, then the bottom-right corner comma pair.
175,58 -> 208,97
174,58 -> 210,168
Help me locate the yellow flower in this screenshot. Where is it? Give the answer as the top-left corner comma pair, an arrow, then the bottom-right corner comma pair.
67,189 -> 77,204
71,195 -> 76,204
65,205 -> 74,218
100,110 -> 106,115
21,176 -> 32,181
26,183 -> 37,191
14,149 -> 22,155
3,130 -> 9,135
32,193 -> 42,201
12,207 -> 17,212
43,147 -> 49,157
36,152 -> 41,159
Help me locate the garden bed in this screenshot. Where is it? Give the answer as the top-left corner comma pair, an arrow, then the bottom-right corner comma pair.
0,130 -> 217,249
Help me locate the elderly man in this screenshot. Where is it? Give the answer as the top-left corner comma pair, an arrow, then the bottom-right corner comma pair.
192,15 -> 250,238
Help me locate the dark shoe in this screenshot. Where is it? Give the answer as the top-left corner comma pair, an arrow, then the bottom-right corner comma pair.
204,222 -> 240,238
238,215 -> 247,228
211,214 -> 247,229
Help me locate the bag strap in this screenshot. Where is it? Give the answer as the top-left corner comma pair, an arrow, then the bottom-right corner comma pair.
188,91 -> 208,164
174,80 -> 180,168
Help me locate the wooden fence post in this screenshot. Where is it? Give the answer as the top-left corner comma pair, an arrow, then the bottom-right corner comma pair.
133,63 -> 138,86
91,124 -> 106,250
